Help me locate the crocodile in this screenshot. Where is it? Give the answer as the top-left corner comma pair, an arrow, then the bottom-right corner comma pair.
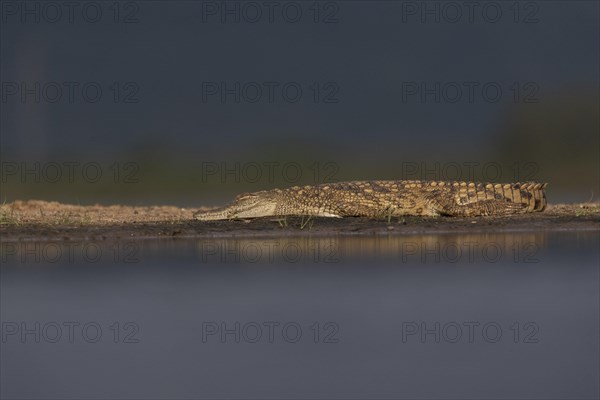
193,180 -> 548,220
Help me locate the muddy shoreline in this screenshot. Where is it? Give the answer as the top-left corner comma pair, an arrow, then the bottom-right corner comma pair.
1,201 -> 598,241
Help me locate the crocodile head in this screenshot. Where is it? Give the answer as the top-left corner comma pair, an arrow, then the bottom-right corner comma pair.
194,191 -> 279,221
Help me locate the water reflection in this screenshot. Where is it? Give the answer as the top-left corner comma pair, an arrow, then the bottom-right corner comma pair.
1,231 -> 595,266
1,231 -> 598,399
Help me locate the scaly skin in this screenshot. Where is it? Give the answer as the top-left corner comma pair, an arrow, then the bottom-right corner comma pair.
193,180 -> 548,220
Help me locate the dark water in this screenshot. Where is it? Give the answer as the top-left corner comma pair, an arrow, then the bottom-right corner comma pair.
1,231 -> 599,399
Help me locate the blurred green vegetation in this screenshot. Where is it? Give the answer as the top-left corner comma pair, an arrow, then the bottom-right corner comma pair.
492,86 -> 599,202
1,88 -> 597,206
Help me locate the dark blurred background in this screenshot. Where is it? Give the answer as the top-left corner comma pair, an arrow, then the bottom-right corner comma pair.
1,0 -> 598,205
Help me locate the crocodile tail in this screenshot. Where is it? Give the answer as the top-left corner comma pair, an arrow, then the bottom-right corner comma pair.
510,182 -> 548,212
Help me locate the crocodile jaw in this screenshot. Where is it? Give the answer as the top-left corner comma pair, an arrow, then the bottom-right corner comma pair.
193,206 -> 232,221
231,201 -> 277,219
194,194 -> 278,221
